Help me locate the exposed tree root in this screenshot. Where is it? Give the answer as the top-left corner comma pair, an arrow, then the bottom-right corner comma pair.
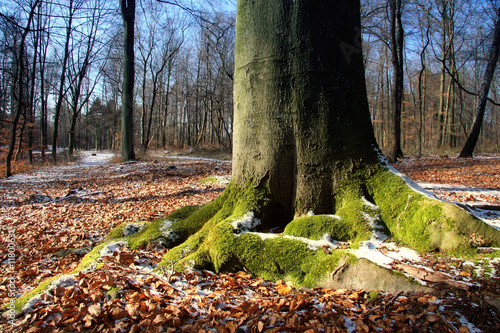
7,162 -> 500,317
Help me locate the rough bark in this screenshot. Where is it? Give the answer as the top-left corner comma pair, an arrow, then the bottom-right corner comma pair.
233,0 -> 378,228
459,8 -> 500,158
120,0 -> 136,162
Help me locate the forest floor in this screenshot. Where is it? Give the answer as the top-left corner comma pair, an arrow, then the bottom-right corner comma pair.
0,151 -> 499,332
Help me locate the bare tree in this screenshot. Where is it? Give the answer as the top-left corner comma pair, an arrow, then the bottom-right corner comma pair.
459,7 -> 500,157
4,0 -> 40,177
67,0 -> 111,158
120,0 -> 136,161
51,0 -> 78,163
390,0 -> 404,162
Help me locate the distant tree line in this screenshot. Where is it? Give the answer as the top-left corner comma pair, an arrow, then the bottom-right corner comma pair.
0,0 -> 499,175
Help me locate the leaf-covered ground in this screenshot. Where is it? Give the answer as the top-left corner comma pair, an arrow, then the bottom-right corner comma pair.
0,152 -> 499,332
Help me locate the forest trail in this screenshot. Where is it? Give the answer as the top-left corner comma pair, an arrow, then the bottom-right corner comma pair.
0,153 -> 499,332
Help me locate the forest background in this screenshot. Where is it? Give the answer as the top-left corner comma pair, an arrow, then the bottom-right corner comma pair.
1,0 -> 500,175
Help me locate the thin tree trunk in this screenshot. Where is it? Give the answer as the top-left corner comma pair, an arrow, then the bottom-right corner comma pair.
5,1 -> 39,177
459,9 -> 500,157
27,11 -> 40,165
390,0 -> 404,162
417,24 -> 430,158
121,0 -> 136,161
52,0 -> 73,163
438,2 -> 448,148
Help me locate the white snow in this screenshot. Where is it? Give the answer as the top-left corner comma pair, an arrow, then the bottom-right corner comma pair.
231,212 -> 262,232
21,274 -> 78,313
160,219 -> 180,241
350,240 -> 421,269
246,232 -> 344,251
122,223 -> 146,236
100,240 -> 128,258
343,315 -> 357,333
456,312 -> 483,333
361,196 -> 379,211
77,151 -> 115,166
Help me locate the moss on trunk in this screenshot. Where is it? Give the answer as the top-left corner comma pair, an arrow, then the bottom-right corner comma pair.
366,164 -> 500,254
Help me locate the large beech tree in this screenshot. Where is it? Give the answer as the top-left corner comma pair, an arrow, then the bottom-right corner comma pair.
10,0 -> 500,313
151,0 -> 500,283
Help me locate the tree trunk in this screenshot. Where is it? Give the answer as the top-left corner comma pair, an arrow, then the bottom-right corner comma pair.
459,9 -> 500,158
438,1 -> 448,148
417,22 -> 430,158
5,1 -> 39,177
389,0 -> 404,162
121,0 -> 136,161
52,0 -> 73,163
140,0 -> 498,284
233,0 -> 378,228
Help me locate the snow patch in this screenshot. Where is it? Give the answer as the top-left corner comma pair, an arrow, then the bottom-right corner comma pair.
100,240 -> 128,258
456,312 -> 482,333
350,240 -> 421,269
361,196 -> 379,211
123,223 -> 146,236
160,219 -> 180,241
231,212 -> 261,233
343,315 -> 357,333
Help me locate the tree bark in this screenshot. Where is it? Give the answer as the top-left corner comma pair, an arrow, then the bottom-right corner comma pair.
121,0 -> 136,161
459,8 -> 500,158
233,0 -> 378,227
389,0 -> 404,162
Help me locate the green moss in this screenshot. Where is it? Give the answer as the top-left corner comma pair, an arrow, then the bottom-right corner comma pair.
126,220 -> 170,249
199,176 -> 228,185
365,165 -> 500,253
106,286 -> 120,299
73,240 -> 115,273
233,233 -> 356,287
158,180 -> 268,272
10,276 -> 58,313
333,177 -> 383,246
368,290 -> 381,303
166,205 -> 198,220
106,223 -> 129,240
284,215 -> 351,241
